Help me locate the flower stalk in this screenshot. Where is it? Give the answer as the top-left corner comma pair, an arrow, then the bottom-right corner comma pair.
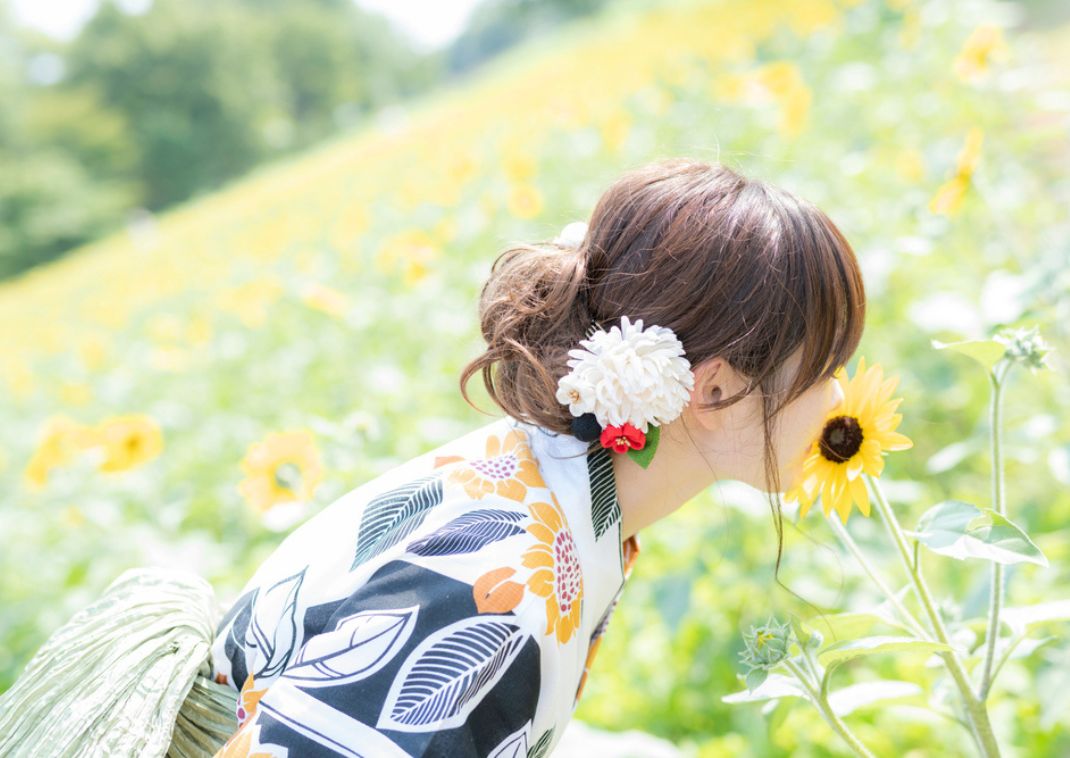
978,360 -> 1010,699
864,474 -> 1002,758
781,657 -> 876,758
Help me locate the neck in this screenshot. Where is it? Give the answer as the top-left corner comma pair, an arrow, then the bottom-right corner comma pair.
611,415 -> 716,543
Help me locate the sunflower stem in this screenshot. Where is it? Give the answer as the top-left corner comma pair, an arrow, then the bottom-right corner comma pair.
979,361 -> 1010,701
827,515 -> 931,640
865,474 -> 1002,757
783,658 -> 876,758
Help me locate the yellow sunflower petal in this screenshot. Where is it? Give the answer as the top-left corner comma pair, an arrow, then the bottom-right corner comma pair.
529,500 -> 563,532
848,474 -> 870,518
878,430 -> 914,450
846,454 -> 864,480
521,546 -> 554,570
516,459 -> 548,490
859,438 -> 883,472
500,429 -> 526,455
526,522 -> 556,545
495,477 -> 527,503
527,567 -> 554,595
544,595 -> 560,636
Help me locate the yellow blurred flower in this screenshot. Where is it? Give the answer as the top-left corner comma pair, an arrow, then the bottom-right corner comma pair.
76,332 -> 110,372
782,0 -> 843,36
237,429 -> 324,513
714,61 -> 812,137
894,146 -> 927,183
23,415 -> 99,490
955,126 -> 984,175
215,275 -> 285,328
756,60 -> 802,100
329,203 -> 371,251
599,109 -> 632,154
58,381 -> 93,407
954,24 -> 1010,82
374,228 -> 441,286
447,151 -> 480,187
507,183 -> 544,220
500,146 -> 538,183
299,281 -> 351,319
929,128 -> 983,216
60,505 -> 86,529
1,358 -> 34,400
785,356 -> 913,523
95,414 -> 164,473
929,174 -> 971,215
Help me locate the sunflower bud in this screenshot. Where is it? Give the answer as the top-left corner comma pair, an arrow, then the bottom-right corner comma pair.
995,325 -> 1053,374
739,615 -> 794,670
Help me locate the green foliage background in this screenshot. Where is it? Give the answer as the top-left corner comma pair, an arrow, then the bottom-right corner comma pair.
2,0 -> 1068,755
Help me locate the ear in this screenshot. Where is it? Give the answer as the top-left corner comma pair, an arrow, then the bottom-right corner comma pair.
687,358 -> 726,430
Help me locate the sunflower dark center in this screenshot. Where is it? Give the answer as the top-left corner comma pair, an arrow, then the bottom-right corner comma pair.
274,461 -> 301,492
819,415 -> 863,463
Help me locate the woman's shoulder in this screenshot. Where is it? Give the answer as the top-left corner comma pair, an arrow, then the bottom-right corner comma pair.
211,413 -> 631,754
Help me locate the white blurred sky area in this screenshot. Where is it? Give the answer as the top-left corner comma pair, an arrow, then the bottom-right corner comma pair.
10,0 -> 483,52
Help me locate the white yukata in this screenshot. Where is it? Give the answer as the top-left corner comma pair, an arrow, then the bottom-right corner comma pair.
209,414 -> 642,757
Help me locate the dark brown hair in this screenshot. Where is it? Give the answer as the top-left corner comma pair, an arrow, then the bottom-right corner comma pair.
460,157 -> 866,586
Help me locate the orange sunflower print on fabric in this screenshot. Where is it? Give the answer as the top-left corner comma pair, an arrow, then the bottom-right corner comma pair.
522,492 -> 584,645
438,427 -> 547,503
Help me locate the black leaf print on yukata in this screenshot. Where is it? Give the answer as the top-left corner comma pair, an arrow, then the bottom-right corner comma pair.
376,615 -> 529,732
222,586 -> 259,687
407,508 -> 527,557
487,720 -> 532,758
587,445 -> 621,540
529,727 -> 555,758
352,473 -> 444,570
283,604 -> 420,688
246,566 -> 307,680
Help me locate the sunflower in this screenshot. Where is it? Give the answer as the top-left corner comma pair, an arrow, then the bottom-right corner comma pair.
23,415 -> 99,490
445,427 -> 547,503
237,429 -> 324,513
521,492 -> 584,645
785,356 -> 913,523
95,414 -> 164,473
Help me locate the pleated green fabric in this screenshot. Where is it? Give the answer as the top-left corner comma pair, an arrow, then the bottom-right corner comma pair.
0,566 -> 238,758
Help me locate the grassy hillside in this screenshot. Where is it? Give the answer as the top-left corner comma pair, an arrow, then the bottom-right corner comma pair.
2,0 -> 1068,754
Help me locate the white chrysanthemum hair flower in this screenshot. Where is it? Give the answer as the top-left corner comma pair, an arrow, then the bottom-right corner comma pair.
554,220 -> 588,247
555,316 -> 695,431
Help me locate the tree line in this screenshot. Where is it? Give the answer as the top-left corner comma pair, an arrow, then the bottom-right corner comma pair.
0,0 -> 608,280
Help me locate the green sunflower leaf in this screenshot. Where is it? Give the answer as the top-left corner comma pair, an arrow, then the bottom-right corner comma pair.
817,635 -> 952,668
931,338 -> 1006,371
1000,599 -> 1070,638
626,424 -> 660,469
804,607 -> 912,639
722,672 -> 807,704
905,499 -> 1048,567
745,667 -> 768,691
826,680 -> 925,717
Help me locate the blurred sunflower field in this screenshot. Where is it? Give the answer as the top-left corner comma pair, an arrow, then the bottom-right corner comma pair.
2,0 -> 1069,754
